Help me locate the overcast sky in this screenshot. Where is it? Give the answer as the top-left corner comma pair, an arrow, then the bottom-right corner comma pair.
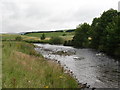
0,0 -> 119,33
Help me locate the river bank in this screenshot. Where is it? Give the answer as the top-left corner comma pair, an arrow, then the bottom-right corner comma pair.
2,41 -> 79,88
35,43 -> 120,88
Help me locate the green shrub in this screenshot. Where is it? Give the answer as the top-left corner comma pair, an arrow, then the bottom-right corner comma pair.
50,37 -> 64,45
15,36 -> 22,41
62,34 -> 67,36
40,33 -> 46,40
63,40 -> 73,46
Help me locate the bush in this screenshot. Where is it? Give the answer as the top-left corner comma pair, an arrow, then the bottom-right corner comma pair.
49,37 -> 64,45
41,33 -> 46,40
15,36 -> 22,41
62,33 -> 67,36
63,40 -> 73,46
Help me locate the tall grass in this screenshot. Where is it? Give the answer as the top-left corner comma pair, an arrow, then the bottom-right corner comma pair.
0,39 -> 2,89
2,41 -> 78,88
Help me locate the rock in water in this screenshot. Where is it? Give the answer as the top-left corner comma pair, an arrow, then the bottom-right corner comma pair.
74,57 -> 85,60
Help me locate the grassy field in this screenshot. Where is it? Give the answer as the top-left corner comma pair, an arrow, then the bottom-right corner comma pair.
1,34 -> 40,41
2,41 -> 78,88
1,31 -> 74,42
25,32 -> 74,37
0,39 -> 2,89
25,32 -> 74,41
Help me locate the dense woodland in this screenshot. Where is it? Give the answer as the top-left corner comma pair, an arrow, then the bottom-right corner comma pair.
70,9 -> 120,58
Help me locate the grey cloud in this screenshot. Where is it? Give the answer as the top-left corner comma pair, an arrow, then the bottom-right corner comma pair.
25,4 -> 52,19
118,1 -> 120,12
2,1 -> 20,19
2,24 -> 32,33
1,0 -> 119,33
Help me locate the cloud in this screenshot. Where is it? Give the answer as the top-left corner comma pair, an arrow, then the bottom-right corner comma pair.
118,1 -> 120,12
1,0 -> 119,33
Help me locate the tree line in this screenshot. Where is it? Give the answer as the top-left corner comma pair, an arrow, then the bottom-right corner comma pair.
65,9 -> 120,58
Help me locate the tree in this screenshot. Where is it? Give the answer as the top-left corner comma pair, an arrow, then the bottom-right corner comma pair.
90,9 -> 118,49
103,13 -> 120,56
71,9 -> 119,58
90,17 -> 101,48
41,33 -> 46,40
98,9 -> 117,48
72,23 -> 91,48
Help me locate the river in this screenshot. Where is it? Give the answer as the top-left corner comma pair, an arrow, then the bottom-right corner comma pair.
34,43 -> 120,88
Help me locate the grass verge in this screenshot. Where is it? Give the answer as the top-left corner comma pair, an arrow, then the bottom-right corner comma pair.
2,41 -> 78,88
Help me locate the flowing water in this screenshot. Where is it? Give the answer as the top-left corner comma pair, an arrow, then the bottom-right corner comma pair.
34,43 -> 120,88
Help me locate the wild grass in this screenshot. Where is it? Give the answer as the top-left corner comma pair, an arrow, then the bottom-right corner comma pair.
1,31 -> 74,45
0,39 -> 2,89
25,32 -> 74,41
2,41 -> 78,88
25,32 -> 74,38
1,34 -> 40,41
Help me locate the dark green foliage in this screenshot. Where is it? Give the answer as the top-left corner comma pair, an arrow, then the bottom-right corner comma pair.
101,12 -> 120,57
15,36 -> 22,41
72,23 -> 91,48
72,9 -> 120,58
50,37 -> 64,45
62,33 -> 67,36
41,33 -> 46,40
90,9 -> 119,57
63,40 -> 73,46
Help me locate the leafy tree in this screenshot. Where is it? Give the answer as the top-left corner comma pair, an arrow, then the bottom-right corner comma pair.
98,9 -> 117,47
90,17 -> 101,48
71,9 -> 119,58
41,33 -> 46,40
103,13 -> 120,56
72,23 -> 91,47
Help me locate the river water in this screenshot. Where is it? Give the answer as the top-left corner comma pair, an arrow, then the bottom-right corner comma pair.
34,43 -> 120,88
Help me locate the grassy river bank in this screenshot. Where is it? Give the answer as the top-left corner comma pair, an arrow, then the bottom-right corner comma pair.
2,41 -> 79,88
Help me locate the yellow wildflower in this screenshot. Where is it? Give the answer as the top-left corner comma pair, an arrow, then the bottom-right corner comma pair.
88,37 -> 92,40
44,86 -> 49,88
59,75 -> 64,79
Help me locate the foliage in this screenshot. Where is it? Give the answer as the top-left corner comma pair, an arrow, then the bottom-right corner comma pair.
25,32 -> 74,38
90,9 -> 119,57
2,41 -> 78,88
63,40 -> 73,46
72,23 -> 91,48
15,36 -> 22,41
40,33 -> 46,40
49,37 -> 64,45
72,9 -> 120,58
62,33 -> 67,36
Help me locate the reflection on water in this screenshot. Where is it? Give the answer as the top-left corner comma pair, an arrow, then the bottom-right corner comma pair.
34,43 -> 120,88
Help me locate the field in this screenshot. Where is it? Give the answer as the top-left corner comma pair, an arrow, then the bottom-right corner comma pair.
2,40 -> 78,88
1,31 -> 74,42
1,34 -> 40,41
0,39 -> 2,89
1,31 -> 79,88
25,32 -> 74,41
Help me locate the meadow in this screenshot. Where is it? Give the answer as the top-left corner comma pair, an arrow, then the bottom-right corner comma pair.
0,39 -> 2,89
2,34 -> 79,88
24,31 -> 74,41
1,31 -> 74,41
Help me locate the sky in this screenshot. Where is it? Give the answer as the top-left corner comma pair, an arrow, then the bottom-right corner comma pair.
0,0 -> 119,33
